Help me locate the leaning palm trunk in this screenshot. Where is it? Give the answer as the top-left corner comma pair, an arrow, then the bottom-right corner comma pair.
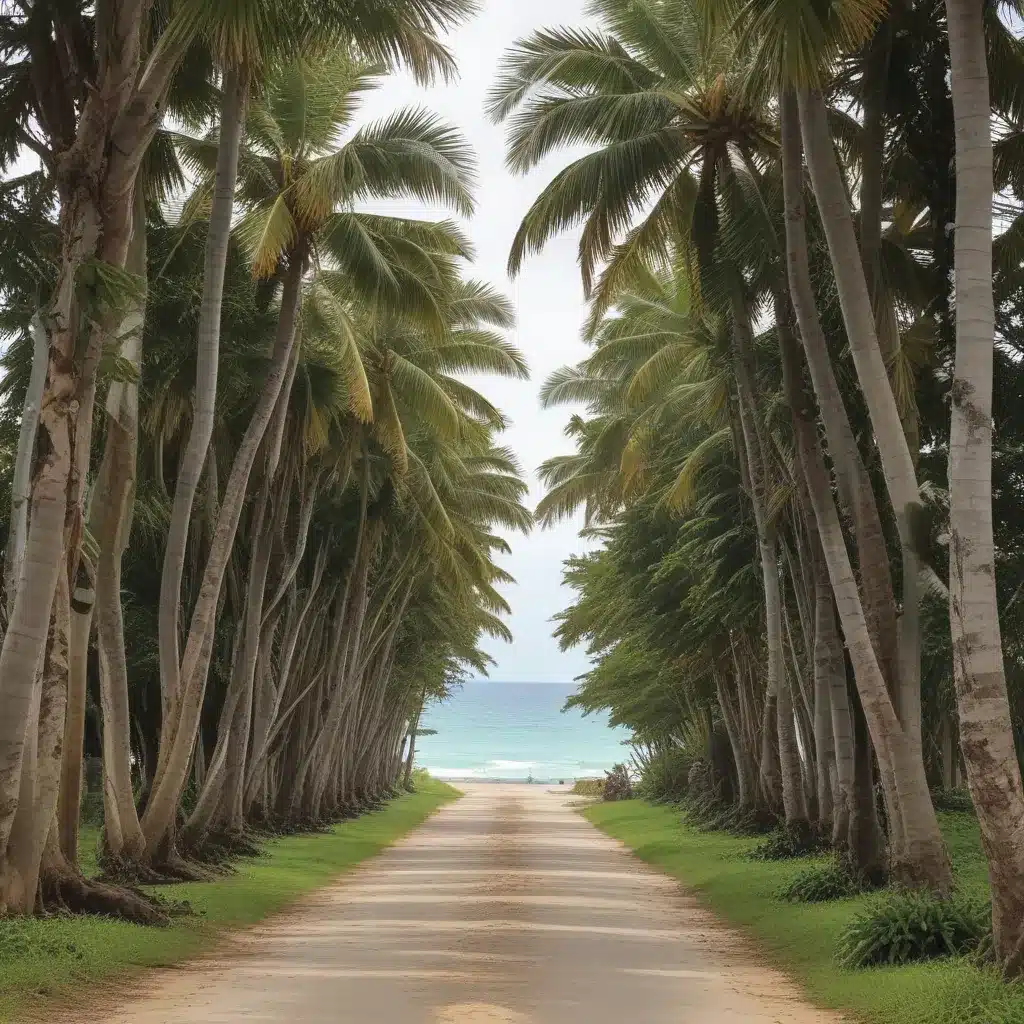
244,557 -> 330,809
3,317 -> 49,620
95,191 -> 149,861
781,91 -> 950,891
732,304 -> 804,829
158,67 -> 248,739
142,253 -> 305,859
945,0 -> 1024,973
0,0 -> 189,909
0,190 -> 100,908
797,88 -> 927,785
402,692 -> 425,791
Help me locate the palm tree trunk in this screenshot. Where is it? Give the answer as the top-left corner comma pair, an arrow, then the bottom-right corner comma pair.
0,190 -> 102,900
799,87 -> 929,802
57,580 -> 92,864
797,87 -> 920,527
93,188 -> 149,861
732,302 -> 802,828
945,0 -> 1024,973
158,66 -> 247,740
848,681 -> 887,884
142,250 -> 304,859
4,317 -> 49,620
818,565 -> 853,848
402,691 -> 425,791
780,90 -> 949,887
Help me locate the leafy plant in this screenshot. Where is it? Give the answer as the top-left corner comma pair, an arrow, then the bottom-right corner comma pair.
635,745 -> 691,802
602,763 -> 634,801
837,891 -> 988,968
747,826 -> 826,862
780,863 -> 862,903
932,789 -> 976,814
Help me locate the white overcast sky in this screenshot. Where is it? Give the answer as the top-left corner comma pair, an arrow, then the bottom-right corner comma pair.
358,1 -> 599,683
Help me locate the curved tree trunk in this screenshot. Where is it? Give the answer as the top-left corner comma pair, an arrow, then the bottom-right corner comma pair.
4,317 -> 49,620
732,299 -> 804,829
781,90 -> 950,890
94,189 -> 149,861
143,252 -> 304,858
158,66 -> 247,745
945,0 -> 1024,973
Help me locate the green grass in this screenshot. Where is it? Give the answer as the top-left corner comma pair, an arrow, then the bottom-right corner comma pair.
585,801 -> 1024,1024
0,777 -> 459,1022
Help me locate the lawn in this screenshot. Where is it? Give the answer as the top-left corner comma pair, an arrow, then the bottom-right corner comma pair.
585,800 -> 1024,1024
0,777 -> 459,1022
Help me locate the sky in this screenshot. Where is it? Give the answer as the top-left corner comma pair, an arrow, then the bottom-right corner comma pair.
357,1 -> 599,683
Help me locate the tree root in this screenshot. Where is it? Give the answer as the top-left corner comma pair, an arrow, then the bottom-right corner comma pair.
183,829 -> 260,866
40,869 -> 168,925
157,852 -> 222,882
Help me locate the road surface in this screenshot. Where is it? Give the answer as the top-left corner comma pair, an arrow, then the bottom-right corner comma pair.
100,783 -> 839,1023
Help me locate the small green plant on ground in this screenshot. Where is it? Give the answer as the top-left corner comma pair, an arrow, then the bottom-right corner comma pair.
0,777 -> 458,1023
837,890 -> 988,968
583,799 -> 1018,1024
780,862 -> 863,903
747,825 -> 827,862
931,789 -> 975,814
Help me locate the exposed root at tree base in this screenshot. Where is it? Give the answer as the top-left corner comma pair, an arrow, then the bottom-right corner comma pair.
181,830 -> 260,866
41,871 -> 168,925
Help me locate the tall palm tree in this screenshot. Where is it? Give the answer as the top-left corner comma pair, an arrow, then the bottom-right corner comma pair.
156,0 -> 478,802
141,65 -> 480,857
944,0 -> 1024,974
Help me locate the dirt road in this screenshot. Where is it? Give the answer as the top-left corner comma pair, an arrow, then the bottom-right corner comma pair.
101,784 -> 839,1023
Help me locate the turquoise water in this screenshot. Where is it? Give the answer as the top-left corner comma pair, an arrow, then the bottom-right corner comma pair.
416,681 -> 631,781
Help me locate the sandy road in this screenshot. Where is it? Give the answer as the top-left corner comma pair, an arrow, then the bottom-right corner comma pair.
99,783 -> 839,1023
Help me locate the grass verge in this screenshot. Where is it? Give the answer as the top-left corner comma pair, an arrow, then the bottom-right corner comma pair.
584,801 -> 1024,1024
0,776 -> 459,1022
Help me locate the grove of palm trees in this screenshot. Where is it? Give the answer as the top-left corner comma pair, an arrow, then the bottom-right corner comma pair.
0,0 -> 530,920
1,0 -> 1024,1019
495,0 -> 1024,984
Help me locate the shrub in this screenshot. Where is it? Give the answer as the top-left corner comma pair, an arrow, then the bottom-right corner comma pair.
571,778 -> 604,797
747,825 -> 826,862
837,890 -> 988,968
932,788 -> 975,814
635,745 -> 691,802
780,862 -> 861,903
602,764 -> 633,801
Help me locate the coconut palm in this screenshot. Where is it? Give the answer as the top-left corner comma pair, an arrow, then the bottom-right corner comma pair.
944,0 -> 1024,973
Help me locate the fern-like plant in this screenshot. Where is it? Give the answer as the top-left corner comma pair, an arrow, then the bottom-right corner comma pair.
837,891 -> 988,968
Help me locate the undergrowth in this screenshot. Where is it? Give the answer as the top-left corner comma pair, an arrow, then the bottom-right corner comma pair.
837,890 -> 988,968
780,862 -> 863,903
747,825 -> 827,861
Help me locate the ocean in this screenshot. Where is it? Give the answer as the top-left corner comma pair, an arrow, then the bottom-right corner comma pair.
415,681 -> 631,782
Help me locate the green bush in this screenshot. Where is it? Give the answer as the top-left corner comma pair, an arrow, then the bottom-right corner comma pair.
932,789 -> 975,814
837,890 -> 988,968
635,745 -> 690,801
570,778 -> 604,796
780,862 -> 862,903
602,763 -> 633,801
747,825 -> 825,862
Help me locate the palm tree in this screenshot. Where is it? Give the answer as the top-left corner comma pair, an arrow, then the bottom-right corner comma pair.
944,0 -> 1024,974
155,0 -> 478,813
492,0 -> 879,848
141,55 -> 480,857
